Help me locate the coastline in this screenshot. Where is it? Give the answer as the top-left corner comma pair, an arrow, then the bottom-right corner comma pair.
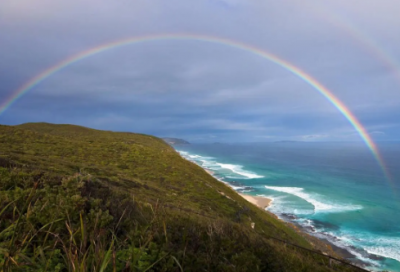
204,169 -> 272,209
191,158 -> 370,269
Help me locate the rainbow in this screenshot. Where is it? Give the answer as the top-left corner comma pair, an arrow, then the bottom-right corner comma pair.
0,33 -> 392,183
304,1 -> 400,87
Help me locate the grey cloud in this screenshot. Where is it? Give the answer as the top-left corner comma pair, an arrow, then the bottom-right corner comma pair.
1,0 -> 399,142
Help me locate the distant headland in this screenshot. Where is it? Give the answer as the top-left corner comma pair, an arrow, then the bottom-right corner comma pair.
162,137 -> 190,145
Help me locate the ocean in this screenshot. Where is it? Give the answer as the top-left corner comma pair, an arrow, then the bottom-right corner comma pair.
175,142 -> 400,272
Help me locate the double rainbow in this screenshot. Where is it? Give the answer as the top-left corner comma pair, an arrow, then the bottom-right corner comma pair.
0,33 -> 392,183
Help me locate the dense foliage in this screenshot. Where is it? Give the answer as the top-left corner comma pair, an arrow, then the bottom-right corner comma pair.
0,123 -> 363,271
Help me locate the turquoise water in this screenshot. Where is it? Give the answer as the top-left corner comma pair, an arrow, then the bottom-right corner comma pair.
176,142 -> 400,271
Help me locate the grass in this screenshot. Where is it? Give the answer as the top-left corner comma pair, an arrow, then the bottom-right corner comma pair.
0,122 -> 366,271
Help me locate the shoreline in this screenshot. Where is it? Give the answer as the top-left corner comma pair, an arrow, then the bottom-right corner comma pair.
204,169 -> 273,210
200,161 -> 370,269
178,153 -> 372,270
204,169 -> 273,209
239,193 -> 272,209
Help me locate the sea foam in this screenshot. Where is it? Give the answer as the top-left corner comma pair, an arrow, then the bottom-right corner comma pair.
177,150 -> 264,180
217,163 -> 264,179
264,186 -> 362,213
361,236 -> 400,263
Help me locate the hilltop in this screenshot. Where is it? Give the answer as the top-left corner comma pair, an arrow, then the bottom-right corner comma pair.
0,123 -> 364,271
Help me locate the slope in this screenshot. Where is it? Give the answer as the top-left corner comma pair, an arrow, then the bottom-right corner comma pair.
0,123 -> 364,271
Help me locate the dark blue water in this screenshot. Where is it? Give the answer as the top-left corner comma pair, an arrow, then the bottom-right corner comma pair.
176,142 -> 400,271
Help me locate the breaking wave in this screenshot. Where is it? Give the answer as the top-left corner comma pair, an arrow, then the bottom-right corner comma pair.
264,186 -> 363,213
178,150 -> 264,179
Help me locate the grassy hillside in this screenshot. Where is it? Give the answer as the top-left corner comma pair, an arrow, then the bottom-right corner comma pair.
0,123 -> 364,271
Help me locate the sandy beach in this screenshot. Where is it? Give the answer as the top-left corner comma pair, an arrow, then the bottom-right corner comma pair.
239,194 -> 272,209
198,163 -> 273,210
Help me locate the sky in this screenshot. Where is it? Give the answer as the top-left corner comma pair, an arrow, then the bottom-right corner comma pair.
1,0 -> 400,142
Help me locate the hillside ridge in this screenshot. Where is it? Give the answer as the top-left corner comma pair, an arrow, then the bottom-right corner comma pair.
0,123 -> 363,271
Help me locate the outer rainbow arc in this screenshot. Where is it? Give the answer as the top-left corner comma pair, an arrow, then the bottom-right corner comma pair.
301,1 -> 400,72
0,33 -> 392,184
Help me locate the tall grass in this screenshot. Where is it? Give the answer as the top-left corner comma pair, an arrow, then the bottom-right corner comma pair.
0,123 -> 367,271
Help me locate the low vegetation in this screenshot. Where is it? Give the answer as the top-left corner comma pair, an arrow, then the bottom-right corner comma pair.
0,123 -> 363,271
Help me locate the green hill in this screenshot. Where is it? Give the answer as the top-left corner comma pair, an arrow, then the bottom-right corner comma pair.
0,123 -> 364,271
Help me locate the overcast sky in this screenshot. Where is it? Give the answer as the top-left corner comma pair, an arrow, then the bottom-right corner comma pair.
1,0 -> 399,142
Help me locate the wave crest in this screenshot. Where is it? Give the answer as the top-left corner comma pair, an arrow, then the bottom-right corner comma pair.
177,150 -> 264,179
217,163 -> 264,179
264,186 -> 362,213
